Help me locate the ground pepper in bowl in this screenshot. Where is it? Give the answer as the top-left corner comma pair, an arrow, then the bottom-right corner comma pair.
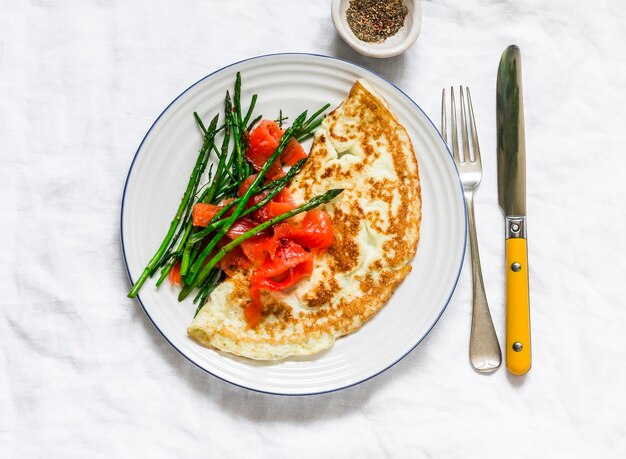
346,0 -> 408,43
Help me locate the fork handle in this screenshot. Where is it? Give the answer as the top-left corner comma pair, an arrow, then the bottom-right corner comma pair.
465,192 -> 502,372
505,237 -> 532,375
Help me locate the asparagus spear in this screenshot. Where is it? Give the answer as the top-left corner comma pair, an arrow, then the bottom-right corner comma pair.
127,114 -> 219,298
234,73 -> 255,177
234,72 -> 243,125
296,118 -> 324,142
277,109 -> 287,128
193,268 -> 222,317
179,188 -> 343,300
230,74 -> 247,179
155,210 -> 194,288
242,94 -> 258,129
247,114 -> 263,132
295,103 -> 330,142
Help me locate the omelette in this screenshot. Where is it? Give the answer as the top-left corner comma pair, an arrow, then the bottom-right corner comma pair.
188,79 -> 421,360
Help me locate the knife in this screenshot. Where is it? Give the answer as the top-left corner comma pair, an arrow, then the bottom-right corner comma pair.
496,45 -> 531,375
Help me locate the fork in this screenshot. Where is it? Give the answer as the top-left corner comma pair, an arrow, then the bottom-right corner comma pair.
441,87 -> 502,373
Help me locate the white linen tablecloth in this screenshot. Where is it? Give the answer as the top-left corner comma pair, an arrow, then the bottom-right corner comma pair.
2,1 -> 625,456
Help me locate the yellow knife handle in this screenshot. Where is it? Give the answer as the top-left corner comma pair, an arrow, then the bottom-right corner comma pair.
505,237 -> 531,375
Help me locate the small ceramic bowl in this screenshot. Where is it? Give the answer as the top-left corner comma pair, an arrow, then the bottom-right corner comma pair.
331,0 -> 422,58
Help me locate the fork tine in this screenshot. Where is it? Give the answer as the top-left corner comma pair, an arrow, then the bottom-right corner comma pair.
441,88 -> 447,141
466,88 -> 481,163
459,86 -> 471,163
450,87 -> 461,164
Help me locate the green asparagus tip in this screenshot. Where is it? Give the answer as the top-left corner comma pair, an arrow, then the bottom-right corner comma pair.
320,188 -> 344,201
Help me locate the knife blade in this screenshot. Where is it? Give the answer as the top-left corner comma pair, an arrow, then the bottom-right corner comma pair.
496,44 -> 531,375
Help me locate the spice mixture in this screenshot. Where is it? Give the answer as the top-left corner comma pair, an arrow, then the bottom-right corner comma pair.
346,0 -> 408,43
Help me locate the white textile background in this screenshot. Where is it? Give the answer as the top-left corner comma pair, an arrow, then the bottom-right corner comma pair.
1,1 -> 625,457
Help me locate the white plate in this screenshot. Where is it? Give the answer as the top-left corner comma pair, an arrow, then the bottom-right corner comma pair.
121,54 -> 466,395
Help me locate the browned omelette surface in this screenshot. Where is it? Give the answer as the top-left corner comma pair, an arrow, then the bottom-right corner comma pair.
188,79 -> 421,360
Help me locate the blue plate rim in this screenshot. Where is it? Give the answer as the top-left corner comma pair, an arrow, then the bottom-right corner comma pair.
120,52 -> 467,396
